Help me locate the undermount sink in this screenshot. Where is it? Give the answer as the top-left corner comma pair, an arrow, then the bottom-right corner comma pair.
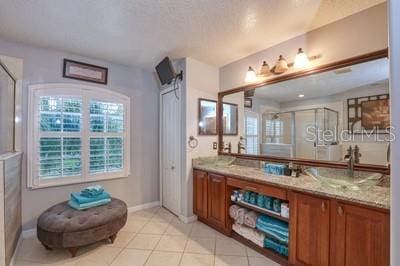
196,156 -> 236,167
305,167 -> 383,191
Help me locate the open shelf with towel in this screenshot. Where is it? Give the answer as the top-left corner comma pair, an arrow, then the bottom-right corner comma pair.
232,199 -> 289,223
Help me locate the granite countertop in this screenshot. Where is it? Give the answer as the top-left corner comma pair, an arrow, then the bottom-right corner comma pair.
193,157 -> 390,210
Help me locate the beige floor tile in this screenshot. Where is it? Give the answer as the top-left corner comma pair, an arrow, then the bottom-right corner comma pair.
110,249 -> 151,266
12,260 -> 43,266
77,246 -> 122,265
127,234 -> 162,250
180,253 -> 214,266
246,247 -> 264,258
165,221 -> 193,236
184,237 -> 215,254
215,255 -> 249,266
155,235 -> 188,252
190,222 -> 217,238
139,221 -> 169,234
248,256 -> 281,266
108,231 -> 136,248
73,258 -> 108,266
215,238 -> 246,256
14,239 -> 71,264
145,251 -> 182,266
151,208 -> 175,223
129,208 -> 158,220
123,219 -> 148,232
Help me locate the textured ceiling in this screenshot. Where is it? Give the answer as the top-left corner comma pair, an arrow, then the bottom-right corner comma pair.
0,0 -> 386,70
254,58 -> 389,103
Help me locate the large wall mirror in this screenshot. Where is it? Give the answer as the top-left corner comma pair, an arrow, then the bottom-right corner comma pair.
218,50 -> 390,172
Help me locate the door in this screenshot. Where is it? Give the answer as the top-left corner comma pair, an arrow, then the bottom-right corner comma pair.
333,202 -> 389,266
289,192 -> 330,266
193,170 -> 208,219
161,89 -> 181,215
207,173 -> 226,230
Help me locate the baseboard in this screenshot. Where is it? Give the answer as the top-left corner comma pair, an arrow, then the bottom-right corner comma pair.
179,214 -> 197,223
127,201 -> 160,213
21,228 -> 37,239
10,232 -> 24,266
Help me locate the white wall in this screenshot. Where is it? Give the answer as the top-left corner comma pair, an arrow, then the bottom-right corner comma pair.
181,57 -> 219,218
0,38 -> 160,230
220,3 -> 388,91
389,0 -> 400,264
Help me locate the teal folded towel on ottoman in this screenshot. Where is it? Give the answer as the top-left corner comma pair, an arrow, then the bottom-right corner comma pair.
81,185 -> 104,197
68,198 -> 111,210
71,191 -> 110,204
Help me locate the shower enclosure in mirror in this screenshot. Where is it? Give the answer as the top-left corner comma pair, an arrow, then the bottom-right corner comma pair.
218,50 -> 390,173
0,61 -> 16,154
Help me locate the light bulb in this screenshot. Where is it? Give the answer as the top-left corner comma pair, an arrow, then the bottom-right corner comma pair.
298,94 -> 305,98
294,48 -> 310,68
244,66 -> 257,83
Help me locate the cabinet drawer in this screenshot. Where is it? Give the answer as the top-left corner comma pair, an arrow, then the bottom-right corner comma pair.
227,177 -> 287,200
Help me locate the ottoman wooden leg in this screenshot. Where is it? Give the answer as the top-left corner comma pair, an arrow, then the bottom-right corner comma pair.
109,233 -> 117,244
68,247 -> 78,257
42,243 -> 52,250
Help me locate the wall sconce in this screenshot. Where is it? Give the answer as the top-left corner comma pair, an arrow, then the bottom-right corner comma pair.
244,48 -> 320,82
244,66 -> 257,82
294,48 -> 310,68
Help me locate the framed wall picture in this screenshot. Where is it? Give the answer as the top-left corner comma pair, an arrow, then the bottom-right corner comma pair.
63,59 -> 108,84
347,93 -> 389,133
244,97 -> 252,108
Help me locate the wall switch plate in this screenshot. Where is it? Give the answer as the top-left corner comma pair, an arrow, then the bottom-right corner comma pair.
213,142 -> 217,150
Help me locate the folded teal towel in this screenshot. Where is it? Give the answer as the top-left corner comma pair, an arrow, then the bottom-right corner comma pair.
81,185 -> 104,197
264,196 -> 273,210
244,191 -> 251,203
256,215 -> 289,244
264,237 -> 289,257
71,191 -> 110,204
68,198 -> 111,210
249,192 -> 257,205
256,194 -> 264,208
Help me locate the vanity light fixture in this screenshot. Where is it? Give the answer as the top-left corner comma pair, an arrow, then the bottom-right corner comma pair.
244,48 -> 319,82
245,66 -> 257,82
274,55 -> 289,74
294,48 -> 310,68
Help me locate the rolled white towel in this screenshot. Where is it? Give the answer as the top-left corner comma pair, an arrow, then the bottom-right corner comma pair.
244,211 -> 258,228
236,208 -> 250,224
229,205 -> 240,220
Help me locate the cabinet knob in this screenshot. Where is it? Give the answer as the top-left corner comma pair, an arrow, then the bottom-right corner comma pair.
338,206 -> 344,216
321,202 -> 326,212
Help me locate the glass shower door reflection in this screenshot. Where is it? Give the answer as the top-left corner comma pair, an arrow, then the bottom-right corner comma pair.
295,109 -> 316,160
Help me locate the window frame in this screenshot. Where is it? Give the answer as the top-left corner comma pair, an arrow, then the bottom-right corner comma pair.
244,110 -> 259,154
27,83 -> 131,189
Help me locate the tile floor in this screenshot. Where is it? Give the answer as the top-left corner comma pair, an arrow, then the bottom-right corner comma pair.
12,207 -> 280,266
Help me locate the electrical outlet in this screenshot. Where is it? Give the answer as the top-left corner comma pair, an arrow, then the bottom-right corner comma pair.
213,142 -> 217,150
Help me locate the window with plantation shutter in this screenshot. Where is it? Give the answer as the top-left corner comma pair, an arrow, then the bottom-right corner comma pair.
28,84 -> 130,189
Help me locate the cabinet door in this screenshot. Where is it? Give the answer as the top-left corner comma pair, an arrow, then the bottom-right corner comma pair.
193,170 -> 208,219
207,173 -> 226,230
333,203 -> 389,266
289,192 -> 330,266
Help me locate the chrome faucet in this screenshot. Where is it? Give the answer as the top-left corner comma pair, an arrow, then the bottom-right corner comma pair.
344,146 -> 354,177
223,142 -> 232,154
238,137 -> 246,154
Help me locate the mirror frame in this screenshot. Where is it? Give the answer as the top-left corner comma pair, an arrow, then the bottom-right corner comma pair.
217,49 -> 390,174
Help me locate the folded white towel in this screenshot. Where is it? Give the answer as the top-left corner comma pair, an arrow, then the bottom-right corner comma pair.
244,211 -> 258,228
232,223 -> 265,248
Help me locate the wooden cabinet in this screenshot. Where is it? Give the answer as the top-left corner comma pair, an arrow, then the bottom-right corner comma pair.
193,170 -> 208,219
289,192 -> 331,266
207,173 -> 226,229
332,202 -> 389,266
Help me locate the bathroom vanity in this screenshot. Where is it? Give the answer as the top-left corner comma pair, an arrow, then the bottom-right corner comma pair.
192,158 -> 389,266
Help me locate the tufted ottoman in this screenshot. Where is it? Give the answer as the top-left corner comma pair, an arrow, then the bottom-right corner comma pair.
37,198 -> 127,257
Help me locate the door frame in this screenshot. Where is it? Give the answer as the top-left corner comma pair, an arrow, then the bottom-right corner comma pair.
159,85 -> 182,215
